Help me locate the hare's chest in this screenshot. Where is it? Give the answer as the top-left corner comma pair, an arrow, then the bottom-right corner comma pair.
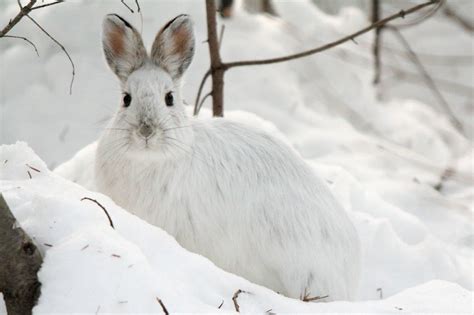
123,163 -> 198,234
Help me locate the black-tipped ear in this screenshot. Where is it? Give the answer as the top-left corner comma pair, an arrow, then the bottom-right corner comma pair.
102,14 -> 147,83
150,15 -> 195,80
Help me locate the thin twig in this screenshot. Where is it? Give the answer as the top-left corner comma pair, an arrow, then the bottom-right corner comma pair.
2,35 -> 39,56
80,197 -> 115,229
302,294 -> 329,302
25,14 -> 75,94
300,287 -> 329,302
193,68 -> 211,115
25,164 -> 41,172
120,0 -> 134,13
232,289 -> 247,313
223,0 -> 439,70
156,297 -> 169,315
197,91 -> 212,114
386,26 -> 463,133
134,0 -> 141,12
217,300 -> 224,309
218,24 -> 225,51
31,0 -> 64,10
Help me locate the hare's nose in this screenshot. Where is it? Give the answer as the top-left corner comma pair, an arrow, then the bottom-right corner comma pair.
138,123 -> 154,139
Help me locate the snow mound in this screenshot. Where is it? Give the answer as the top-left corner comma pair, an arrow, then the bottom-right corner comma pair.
1,142 -> 472,313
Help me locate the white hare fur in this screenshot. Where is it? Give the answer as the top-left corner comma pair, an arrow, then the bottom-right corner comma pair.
96,14 -> 360,301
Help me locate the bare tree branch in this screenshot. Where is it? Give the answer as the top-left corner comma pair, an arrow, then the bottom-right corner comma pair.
223,0 -> 438,69
0,0 -> 37,37
25,14 -> 75,94
194,0 -> 440,116
205,0 -> 225,117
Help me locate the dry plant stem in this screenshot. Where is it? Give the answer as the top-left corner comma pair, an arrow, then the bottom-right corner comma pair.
194,0 -> 439,116
80,197 -> 115,229
387,26 -> 463,134
25,14 -> 75,94
205,0 -> 225,117
0,0 -> 36,37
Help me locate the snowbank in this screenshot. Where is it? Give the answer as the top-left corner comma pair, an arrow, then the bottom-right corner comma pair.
1,142 -> 473,313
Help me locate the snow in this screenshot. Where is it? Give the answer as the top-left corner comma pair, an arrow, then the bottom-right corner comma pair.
1,0 -> 473,313
1,142 -> 473,313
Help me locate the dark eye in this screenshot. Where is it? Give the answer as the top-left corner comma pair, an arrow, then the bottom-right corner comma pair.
165,92 -> 174,107
123,93 -> 132,107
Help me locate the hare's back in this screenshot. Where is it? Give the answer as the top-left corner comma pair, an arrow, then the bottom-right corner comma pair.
192,119 -> 342,214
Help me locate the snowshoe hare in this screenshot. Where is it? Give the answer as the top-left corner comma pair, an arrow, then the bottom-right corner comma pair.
96,14 -> 360,301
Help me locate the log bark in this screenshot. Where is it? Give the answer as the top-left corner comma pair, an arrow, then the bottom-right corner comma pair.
0,194 -> 42,315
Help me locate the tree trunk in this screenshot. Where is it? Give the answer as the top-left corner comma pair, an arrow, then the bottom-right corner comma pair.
372,0 -> 382,85
206,0 -> 225,117
0,194 -> 43,315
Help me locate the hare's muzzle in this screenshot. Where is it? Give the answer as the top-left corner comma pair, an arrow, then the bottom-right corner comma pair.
138,123 -> 154,139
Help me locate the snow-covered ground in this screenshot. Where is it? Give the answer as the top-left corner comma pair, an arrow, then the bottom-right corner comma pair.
1,0 -> 473,313
1,142 -> 472,313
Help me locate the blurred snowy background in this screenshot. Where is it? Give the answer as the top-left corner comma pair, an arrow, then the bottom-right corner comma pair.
0,0 -> 473,313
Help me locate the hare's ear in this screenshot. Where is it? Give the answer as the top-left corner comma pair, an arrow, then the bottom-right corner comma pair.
150,15 -> 195,80
102,14 -> 146,82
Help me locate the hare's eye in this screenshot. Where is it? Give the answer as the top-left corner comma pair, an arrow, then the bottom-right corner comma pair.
123,93 -> 132,107
165,92 -> 174,107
